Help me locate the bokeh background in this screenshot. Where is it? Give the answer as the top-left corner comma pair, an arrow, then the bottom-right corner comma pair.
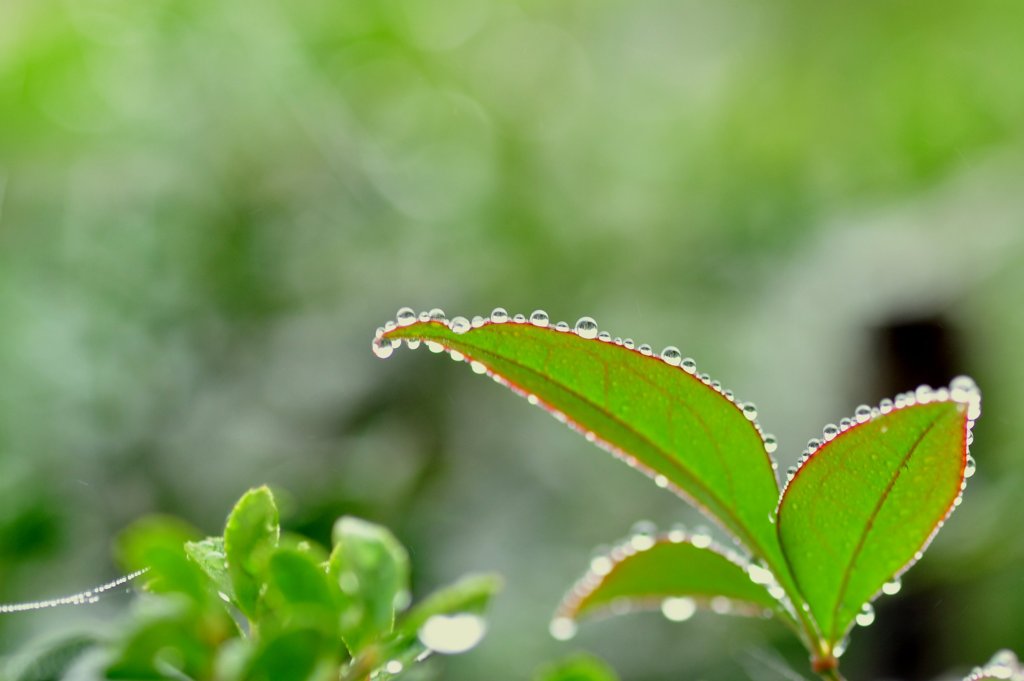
2,0 -> 1024,679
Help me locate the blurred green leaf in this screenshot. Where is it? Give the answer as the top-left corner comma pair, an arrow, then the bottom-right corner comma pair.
116,516 -> 206,602
106,597 -> 216,680
778,397 -> 975,647
244,628 -> 333,681
533,653 -> 620,681
263,547 -> 339,639
398,573 -> 502,637
556,538 -> 777,623
184,536 -> 232,601
10,633 -> 99,681
224,486 -> 280,620
328,516 -> 410,653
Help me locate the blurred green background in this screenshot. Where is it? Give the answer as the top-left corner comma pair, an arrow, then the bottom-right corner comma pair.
2,0 -> 1024,679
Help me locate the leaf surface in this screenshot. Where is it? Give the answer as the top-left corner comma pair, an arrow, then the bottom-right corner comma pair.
378,313 -> 784,572
556,537 -> 778,623
533,653 -> 621,681
777,388 -> 978,646
224,486 -> 280,619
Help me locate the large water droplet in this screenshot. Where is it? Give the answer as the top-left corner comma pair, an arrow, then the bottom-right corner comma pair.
822,424 -> 839,441
661,597 -> 696,622
574,317 -> 599,339
450,316 -> 471,334
879,398 -> 894,414
638,344 -> 653,356
763,435 -> 778,454
418,613 -> 487,654
590,555 -> 613,576
854,405 -> 872,423
372,337 -> 394,359
881,577 -> 902,595
855,603 -> 875,627
549,617 -> 577,641
741,403 -> 758,421
429,308 -> 447,322
681,358 -> 697,374
396,307 -> 416,326
964,454 -> 977,479
529,310 -> 549,327
490,308 -> 508,323
385,660 -> 404,674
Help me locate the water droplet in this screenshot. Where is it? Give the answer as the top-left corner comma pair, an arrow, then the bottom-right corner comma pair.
659,346 -> 682,365
690,527 -> 712,549
385,660 -> 404,674
622,338 -> 635,349
372,337 -> 394,359
575,317 -> 599,339
529,310 -> 549,327
915,385 -> 934,403
549,617 -> 577,641
879,398 -> 894,414
490,307 -> 508,323
763,435 -> 778,454
638,344 -> 653,356
396,307 -> 416,326
450,350 -> 465,362
822,424 -> 839,441
881,577 -> 902,595
747,564 -> 774,585
741,403 -> 758,421
654,474 -> 669,488
832,636 -> 850,658
630,519 -> 657,537
710,596 -> 731,614
964,454 -> 977,479
681,358 -> 697,374
450,316 -> 470,334
513,313 -> 526,323
630,533 -> 655,551
855,405 -> 872,423
384,320 -> 397,332
661,597 -> 696,622
471,315 -> 485,328
418,613 -> 487,654
555,321 -> 570,332
470,361 -> 487,375
418,311 -> 431,322
406,339 -> 421,350
425,341 -> 444,353
807,438 -> 822,451
429,308 -> 447,322
590,555 -> 613,576
855,603 -> 875,627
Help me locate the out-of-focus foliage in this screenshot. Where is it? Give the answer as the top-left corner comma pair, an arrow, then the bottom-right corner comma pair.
6,486 -> 501,681
1,0 -> 1024,679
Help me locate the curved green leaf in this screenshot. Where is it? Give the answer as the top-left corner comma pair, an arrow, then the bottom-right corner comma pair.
224,486 -> 280,619
376,311 -> 783,575
777,383 -> 979,647
555,536 -> 778,625
397,573 -> 503,637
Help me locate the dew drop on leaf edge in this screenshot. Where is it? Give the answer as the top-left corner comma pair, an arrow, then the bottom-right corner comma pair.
574,316 -> 599,339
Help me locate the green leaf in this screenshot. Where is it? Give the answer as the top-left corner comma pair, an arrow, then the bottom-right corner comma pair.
777,385 -> 979,648
106,598 -> 216,680
397,573 -> 503,637
328,516 -> 410,652
11,633 -> 99,681
554,536 -> 778,625
533,653 -> 620,681
184,536 -> 232,600
262,547 -> 340,638
377,312 -> 784,577
244,628 -> 332,681
115,516 -> 207,602
224,486 -> 281,620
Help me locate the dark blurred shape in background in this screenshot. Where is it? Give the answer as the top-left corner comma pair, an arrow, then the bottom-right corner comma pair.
1,1 -> 1024,679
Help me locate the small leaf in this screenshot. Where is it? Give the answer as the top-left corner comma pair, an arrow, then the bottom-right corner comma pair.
262,547 -> 340,638
328,516 -> 410,652
555,536 -> 778,625
244,628 -> 332,681
115,516 -> 207,602
533,653 -> 620,681
377,312 -> 785,577
777,381 -> 980,647
184,537 -> 232,600
397,573 -> 503,637
224,486 -> 280,620
964,650 -> 1024,681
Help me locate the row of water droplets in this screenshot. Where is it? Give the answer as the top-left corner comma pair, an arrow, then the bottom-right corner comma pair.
549,519 -> 790,642
773,376 -> 981,521
965,650 -> 1024,681
373,307 -> 779,465
0,569 -> 149,614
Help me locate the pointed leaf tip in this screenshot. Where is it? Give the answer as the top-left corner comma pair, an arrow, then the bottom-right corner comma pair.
375,309 -> 787,575
777,378 -> 980,646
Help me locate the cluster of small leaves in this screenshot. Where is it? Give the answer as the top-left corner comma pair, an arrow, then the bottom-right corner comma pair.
374,307 -> 986,680
8,487 -> 501,681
